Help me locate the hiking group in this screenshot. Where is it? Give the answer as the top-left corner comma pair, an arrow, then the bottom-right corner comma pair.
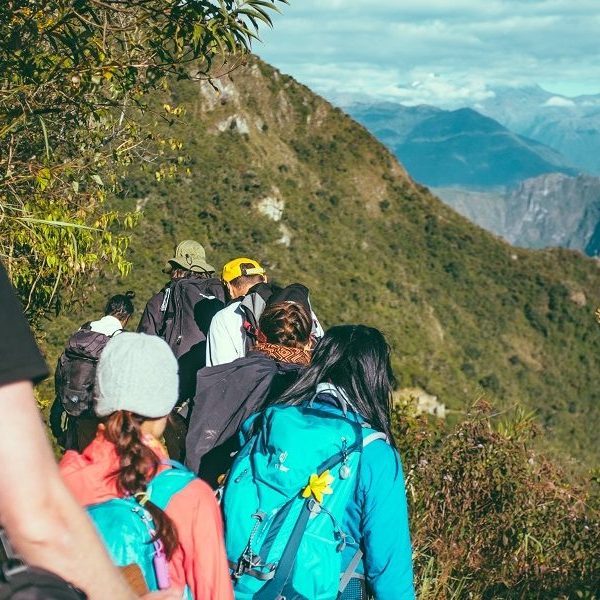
0,240 -> 415,600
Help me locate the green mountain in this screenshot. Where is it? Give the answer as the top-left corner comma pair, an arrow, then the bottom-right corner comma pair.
43,58 -> 600,469
397,107 -> 578,186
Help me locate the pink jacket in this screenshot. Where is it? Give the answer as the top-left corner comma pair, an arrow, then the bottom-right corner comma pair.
59,431 -> 233,600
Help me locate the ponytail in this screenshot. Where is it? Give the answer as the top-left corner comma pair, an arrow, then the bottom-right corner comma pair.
104,411 -> 179,559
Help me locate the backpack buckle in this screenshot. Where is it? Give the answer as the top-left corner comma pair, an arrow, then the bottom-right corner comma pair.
307,498 -> 322,514
233,550 -> 262,579
1,559 -> 28,580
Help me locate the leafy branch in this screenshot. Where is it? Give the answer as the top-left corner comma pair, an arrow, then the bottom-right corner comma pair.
0,0 -> 286,320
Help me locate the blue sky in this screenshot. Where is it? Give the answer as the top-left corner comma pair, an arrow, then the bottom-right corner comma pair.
257,0 -> 600,106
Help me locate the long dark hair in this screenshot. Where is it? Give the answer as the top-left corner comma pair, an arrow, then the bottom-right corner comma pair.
104,411 -> 179,559
277,325 -> 397,445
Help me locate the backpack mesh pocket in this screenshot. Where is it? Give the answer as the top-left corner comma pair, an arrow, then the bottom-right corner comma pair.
339,577 -> 367,600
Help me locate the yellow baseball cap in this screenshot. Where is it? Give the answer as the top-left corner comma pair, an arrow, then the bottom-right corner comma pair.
222,257 -> 266,283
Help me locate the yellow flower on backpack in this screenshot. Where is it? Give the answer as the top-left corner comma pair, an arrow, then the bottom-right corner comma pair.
302,470 -> 334,503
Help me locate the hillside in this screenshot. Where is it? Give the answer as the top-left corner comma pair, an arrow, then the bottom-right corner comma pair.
435,173 -> 600,255
42,57 -> 600,468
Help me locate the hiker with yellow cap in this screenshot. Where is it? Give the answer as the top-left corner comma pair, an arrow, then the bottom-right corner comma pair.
206,258 -> 324,367
137,240 -> 226,460
206,258 -> 269,367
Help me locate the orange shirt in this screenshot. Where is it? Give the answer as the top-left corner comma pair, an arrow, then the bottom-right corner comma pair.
59,431 -> 233,600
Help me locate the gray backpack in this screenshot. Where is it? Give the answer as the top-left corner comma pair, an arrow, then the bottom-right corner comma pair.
55,324 -> 115,417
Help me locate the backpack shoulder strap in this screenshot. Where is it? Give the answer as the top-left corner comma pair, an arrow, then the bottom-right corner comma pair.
147,462 -> 196,511
337,428 -> 388,594
157,284 -> 174,338
362,431 -> 388,447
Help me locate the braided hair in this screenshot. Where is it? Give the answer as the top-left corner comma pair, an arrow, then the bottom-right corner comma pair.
104,411 -> 179,558
259,302 -> 312,348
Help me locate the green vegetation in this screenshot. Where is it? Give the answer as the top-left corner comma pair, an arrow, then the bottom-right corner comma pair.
0,0 -> 285,321
41,57 -> 600,471
393,400 -> 599,599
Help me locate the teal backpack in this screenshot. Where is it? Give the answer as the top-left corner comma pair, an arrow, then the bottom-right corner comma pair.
86,460 -> 194,596
222,403 -> 386,600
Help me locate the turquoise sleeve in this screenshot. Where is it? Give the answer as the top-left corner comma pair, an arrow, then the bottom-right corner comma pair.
359,442 -> 416,599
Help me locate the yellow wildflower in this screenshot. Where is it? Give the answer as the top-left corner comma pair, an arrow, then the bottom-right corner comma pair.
302,470 -> 334,503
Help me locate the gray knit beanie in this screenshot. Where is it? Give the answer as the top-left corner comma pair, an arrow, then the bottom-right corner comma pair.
95,332 -> 178,418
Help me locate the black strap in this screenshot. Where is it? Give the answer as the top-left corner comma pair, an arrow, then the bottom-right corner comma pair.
0,564 -> 87,599
253,499 -> 313,600
228,561 -> 275,582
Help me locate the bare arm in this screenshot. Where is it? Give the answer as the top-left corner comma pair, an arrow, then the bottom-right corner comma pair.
0,381 -> 139,599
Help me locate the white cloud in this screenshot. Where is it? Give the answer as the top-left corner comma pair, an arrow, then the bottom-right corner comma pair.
257,0 -> 600,105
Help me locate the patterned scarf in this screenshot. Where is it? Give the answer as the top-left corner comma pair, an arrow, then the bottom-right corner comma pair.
254,342 -> 311,366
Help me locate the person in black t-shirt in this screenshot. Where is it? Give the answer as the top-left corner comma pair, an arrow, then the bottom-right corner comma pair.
0,272 -> 49,387
0,264 -> 178,600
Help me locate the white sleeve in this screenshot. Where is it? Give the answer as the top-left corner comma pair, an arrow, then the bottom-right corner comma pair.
205,308 -> 245,367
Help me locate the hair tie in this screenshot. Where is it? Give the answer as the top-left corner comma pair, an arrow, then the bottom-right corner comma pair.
134,491 -> 150,506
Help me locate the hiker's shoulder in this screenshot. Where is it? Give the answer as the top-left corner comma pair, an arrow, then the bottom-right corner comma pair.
168,475 -> 220,515
360,435 -> 403,490
143,286 -> 167,309
362,434 -> 397,462
199,353 -> 276,380
212,300 -> 243,322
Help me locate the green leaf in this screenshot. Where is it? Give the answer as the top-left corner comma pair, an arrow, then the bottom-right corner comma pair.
36,168 -> 52,191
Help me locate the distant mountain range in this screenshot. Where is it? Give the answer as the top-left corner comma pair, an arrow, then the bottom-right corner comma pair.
475,86 -> 600,176
347,103 -> 577,187
344,86 -> 600,255
434,173 -> 600,256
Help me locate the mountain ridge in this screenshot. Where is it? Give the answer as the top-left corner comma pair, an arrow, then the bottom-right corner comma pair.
346,102 -> 578,187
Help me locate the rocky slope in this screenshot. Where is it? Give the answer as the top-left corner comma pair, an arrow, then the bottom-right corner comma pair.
44,58 -> 600,467
435,173 -> 600,256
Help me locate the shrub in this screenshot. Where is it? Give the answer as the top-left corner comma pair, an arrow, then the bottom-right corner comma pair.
393,400 -> 600,598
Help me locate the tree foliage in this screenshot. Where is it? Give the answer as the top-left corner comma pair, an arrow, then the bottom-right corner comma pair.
0,0 -> 286,319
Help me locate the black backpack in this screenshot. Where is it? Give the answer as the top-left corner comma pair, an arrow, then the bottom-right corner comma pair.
55,324 -> 115,417
0,530 -> 86,600
239,283 -> 275,353
239,283 -> 313,352
158,277 -> 225,360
